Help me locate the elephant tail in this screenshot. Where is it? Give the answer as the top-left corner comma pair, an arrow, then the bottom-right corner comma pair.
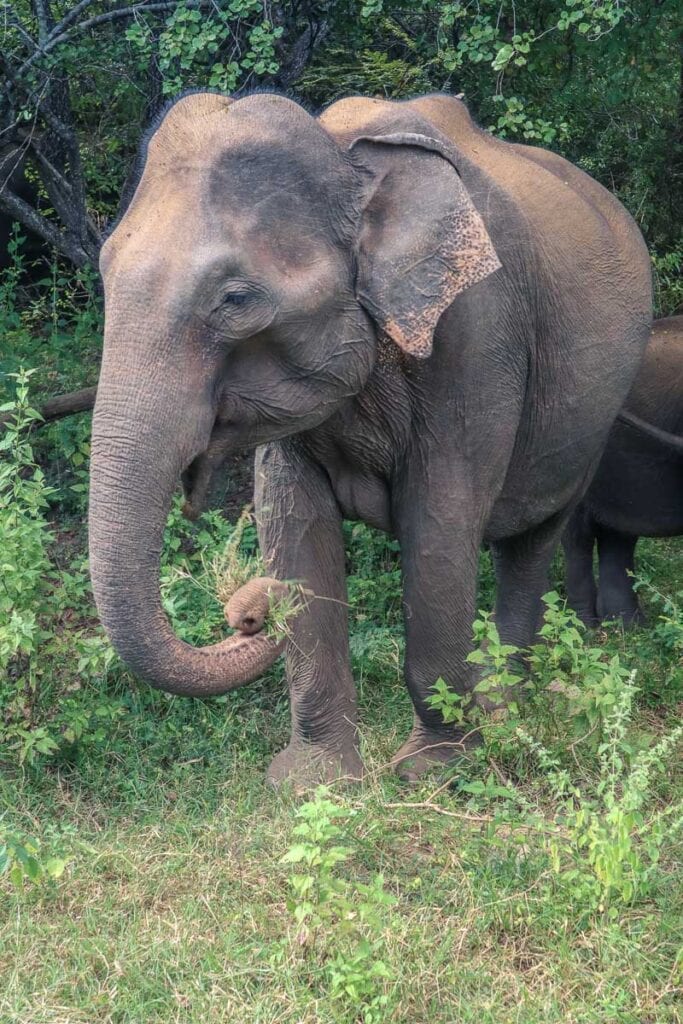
616,410 -> 683,454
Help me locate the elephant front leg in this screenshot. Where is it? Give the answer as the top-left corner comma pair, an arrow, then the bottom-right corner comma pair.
255,443 -> 362,787
393,486 -> 485,781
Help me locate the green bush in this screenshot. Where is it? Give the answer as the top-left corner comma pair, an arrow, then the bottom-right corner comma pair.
281,787 -> 397,1023
0,370 -> 121,765
429,594 -> 683,916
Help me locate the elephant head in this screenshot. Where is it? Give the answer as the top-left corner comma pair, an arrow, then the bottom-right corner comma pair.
89,92 -> 499,696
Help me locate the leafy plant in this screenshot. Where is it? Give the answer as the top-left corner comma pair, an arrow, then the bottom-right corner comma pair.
428,592 -> 683,916
466,610 -> 526,707
633,574 -> 683,662
430,593 -> 640,758
0,370 -> 121,765
281,787 -> 396,1022
519,680 -> 683,913
0,828 -> 68,888
651,248 -> 683,317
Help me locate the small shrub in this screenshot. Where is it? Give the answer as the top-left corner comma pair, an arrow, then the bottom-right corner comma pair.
430,593 -> 638,758
281,787 -> 396,1022
519,679 -> 683,913
429,593 -> 683,916
634,574 -> 683,660
0,370 -> 121,765
652,247 -> 683,317
0,827 -> 68,888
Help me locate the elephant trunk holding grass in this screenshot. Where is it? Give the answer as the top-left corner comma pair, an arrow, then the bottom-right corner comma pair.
89,92 -> 651,784
563,316 -> 683,626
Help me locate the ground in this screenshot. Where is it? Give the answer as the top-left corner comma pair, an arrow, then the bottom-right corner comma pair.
1,534 -> 681,1024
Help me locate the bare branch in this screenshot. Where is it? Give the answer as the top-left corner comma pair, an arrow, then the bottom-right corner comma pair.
0,184 -> 90,266
46,0 -> 100,41
32,0 -> 55,45
31,143 -> 74,199
276,17 -> 329,88
0,386 -> 97,428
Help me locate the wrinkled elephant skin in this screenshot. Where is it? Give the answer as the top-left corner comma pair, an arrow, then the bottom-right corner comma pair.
89,91 -> 652,785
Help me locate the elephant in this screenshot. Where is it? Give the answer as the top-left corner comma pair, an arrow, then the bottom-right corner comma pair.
89,90 -> 652,785
563,316 -> 683,626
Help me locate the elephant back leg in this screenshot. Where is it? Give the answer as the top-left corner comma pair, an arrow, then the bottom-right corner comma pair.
488,510 -> 572,706
562,504 -> 599,627
596,526 -> 643,625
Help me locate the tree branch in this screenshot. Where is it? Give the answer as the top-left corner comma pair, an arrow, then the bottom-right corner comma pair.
1,3 -> 41,54
0,386 -> 97,429
32,0 -> 55,45
0,184 -> 90,266
46,0 -> 100,42
0,52 -> 76,145
276,17 -> 329,89
16,1 -> 209,78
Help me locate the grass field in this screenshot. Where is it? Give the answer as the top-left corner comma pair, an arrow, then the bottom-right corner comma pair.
1,529 -> 682,1024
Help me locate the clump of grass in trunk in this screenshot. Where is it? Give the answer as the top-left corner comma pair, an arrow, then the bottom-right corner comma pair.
212,506 -> 265,602
212,506 -> 309,642
262,583 -> 310,643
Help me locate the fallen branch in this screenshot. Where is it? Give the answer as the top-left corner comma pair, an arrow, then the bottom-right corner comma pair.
0,384 -> 96,428
383,801 -> 493,823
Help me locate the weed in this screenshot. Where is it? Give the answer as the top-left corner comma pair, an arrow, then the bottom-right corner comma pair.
0,827 -> 68,887
519,683 -> 683,913
281,787 -> 396,1022
634,573 -> 683,659
0,370 -> 121,764
430,594 -> 683,918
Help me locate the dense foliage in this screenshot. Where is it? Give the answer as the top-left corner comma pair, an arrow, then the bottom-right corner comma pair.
1,0 -> 681,300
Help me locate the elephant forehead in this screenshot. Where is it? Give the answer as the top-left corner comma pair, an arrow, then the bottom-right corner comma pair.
145,91 -> 339,180
103,92 -> 356,282
146,92 -> 234,162
117,95 -> 344,232
106,167 -> 340,281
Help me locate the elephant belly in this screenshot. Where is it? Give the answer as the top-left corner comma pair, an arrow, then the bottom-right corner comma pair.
485,444 -> 596,541
329,468 -> 393,533
589,463 -> 683,538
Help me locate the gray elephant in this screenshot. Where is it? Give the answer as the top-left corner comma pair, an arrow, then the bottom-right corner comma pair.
89,92 -> 651,785
563,316 -> 683,626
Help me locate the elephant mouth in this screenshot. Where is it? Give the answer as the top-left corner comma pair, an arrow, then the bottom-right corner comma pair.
180,413 -> 249,520
181,449 -> 218,520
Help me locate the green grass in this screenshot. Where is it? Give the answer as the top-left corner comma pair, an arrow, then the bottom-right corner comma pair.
1,535 -> 682,1024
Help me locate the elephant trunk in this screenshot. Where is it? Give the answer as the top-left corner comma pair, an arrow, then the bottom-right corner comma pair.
88,374 -> 286,698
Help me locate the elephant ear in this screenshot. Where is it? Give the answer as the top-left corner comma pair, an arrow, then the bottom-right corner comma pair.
350,132 -> 501,359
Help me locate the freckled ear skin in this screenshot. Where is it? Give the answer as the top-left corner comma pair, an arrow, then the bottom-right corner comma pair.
350,132 -> 501,359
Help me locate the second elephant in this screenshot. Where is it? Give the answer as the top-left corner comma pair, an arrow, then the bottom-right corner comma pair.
563,316 -> 683,626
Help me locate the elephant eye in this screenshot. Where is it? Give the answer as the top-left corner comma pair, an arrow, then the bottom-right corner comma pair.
212,281 -> 275,339
223,290 -> 249,307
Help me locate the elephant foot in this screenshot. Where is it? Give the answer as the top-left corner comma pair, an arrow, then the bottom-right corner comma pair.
391,720 -> 480,783
267,738 -> 363,791
573,606 -> 599,629
598,597 -> 646,628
